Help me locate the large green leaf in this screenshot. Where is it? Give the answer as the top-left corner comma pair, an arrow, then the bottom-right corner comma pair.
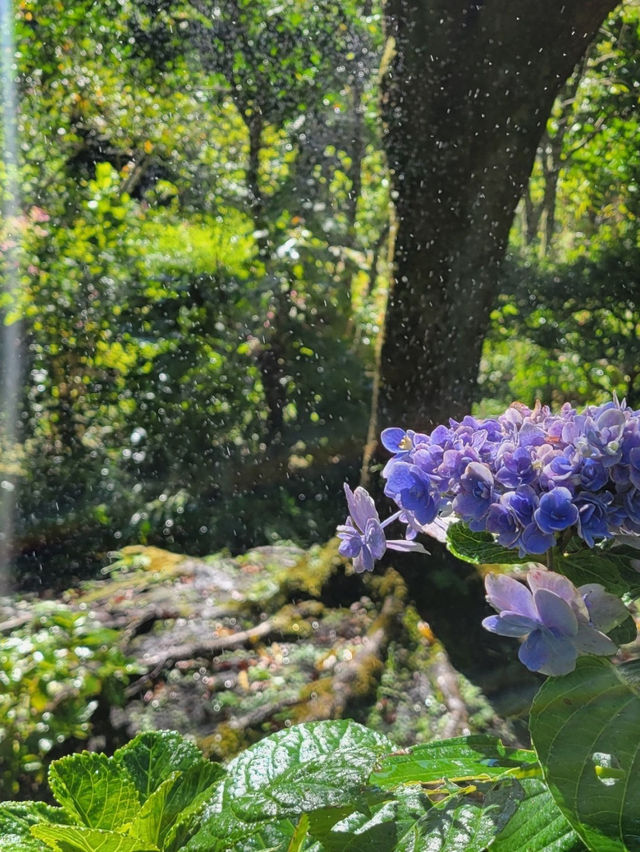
185,721 -> 393,849
307,800 -> 401,851
113,730 -> 211,802
490,778 -> 584,851
555,544 -> 640,599
531,656 -> 640,850
48,752 -> 140,831
307,782 -> 519,852
126,762 -> 224,849
30,824 -> 155,852
226,720 -> 393,820
370,735 -> 538,789
0,802 -> 72,842
183,812 -> 302,852
446,523 -> 528,565
162,787 -> 217,852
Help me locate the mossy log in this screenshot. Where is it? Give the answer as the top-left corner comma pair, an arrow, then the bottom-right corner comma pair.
6,541 -> 533,770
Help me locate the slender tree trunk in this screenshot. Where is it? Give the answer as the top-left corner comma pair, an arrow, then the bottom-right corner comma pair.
541,137 -> 563,257
375,0 -> 618,437
345,73 -> 364,246
523,186 -> 543,247
246,111 -> 267,257
541,64 -> 586,255
243,110 -> 288,440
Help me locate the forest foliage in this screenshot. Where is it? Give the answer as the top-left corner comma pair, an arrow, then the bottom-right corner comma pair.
1,0 -> 640,580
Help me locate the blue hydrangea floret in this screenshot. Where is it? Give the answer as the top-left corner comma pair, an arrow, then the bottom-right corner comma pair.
482,568 -> 624,676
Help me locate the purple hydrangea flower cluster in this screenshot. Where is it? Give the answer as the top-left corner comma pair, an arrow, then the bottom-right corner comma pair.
379,398 -> 640,558
337,398 -> 638,676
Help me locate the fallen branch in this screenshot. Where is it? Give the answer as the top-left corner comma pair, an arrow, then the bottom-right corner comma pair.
107,608 -> 181,642
300,593 -> 403,721
139,618 -> 274,670
228,696 -> 302,731
0,613 -> 32,634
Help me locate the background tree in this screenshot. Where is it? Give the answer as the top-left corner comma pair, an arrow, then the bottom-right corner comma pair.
487,251 -> 640,408
372,0 -> 619,441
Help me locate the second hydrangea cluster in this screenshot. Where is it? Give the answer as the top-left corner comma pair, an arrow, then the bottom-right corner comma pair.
379,397 -> 640,558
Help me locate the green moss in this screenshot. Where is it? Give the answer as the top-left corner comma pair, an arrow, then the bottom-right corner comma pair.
282,539 -> 345,598
366,566 -> 407,602
294,677 -> 336,722
199,723 -> 253,762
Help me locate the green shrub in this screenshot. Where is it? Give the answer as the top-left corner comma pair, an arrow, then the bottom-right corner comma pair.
0,603 -> 139,798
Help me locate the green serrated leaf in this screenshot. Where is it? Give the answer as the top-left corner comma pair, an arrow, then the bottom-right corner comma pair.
113,730 -> 208,803
446,523 -> 527,566
308,800 -> 398,851
183,812 -> 301,852
555,545 -> 640,599
0,802 -> 72,841
48,752 -> 140,831
370,735 -> 539,789
490,778 -> 583,851
162,789 -> 213,852
531,656 -> 640,850
185,721 -> 393,849
227,720 -> 394,821
126,762 -> 224,849
124,772 -> 180,850
30,824 -> 156,852
396,781 -> 521,852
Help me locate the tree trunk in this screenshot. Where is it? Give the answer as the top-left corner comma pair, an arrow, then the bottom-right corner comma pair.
364,0 -> 618,677
541,63 -> 587,256
523,185 -> 543,247
376,0 -> 618,435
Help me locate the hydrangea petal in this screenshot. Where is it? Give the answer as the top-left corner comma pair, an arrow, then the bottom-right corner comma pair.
338,536 -> 361,558
533,588 -> 578,637
573,622 -> 617,656
353,547 -> 374,574
344,484 -> 379,532
579,583 -> 628,633
528,567 -> 578,605
485,573 -> 537,621
419,515 -> 454,543
534,487 -> 578,534
520,523 -> 555,555
519,630 -> 577,676
385,539 -> 428,554
381,427 -> 408,453
384,463 -> 417,495
482,613 -> 539,637
365,518 -> 387,560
